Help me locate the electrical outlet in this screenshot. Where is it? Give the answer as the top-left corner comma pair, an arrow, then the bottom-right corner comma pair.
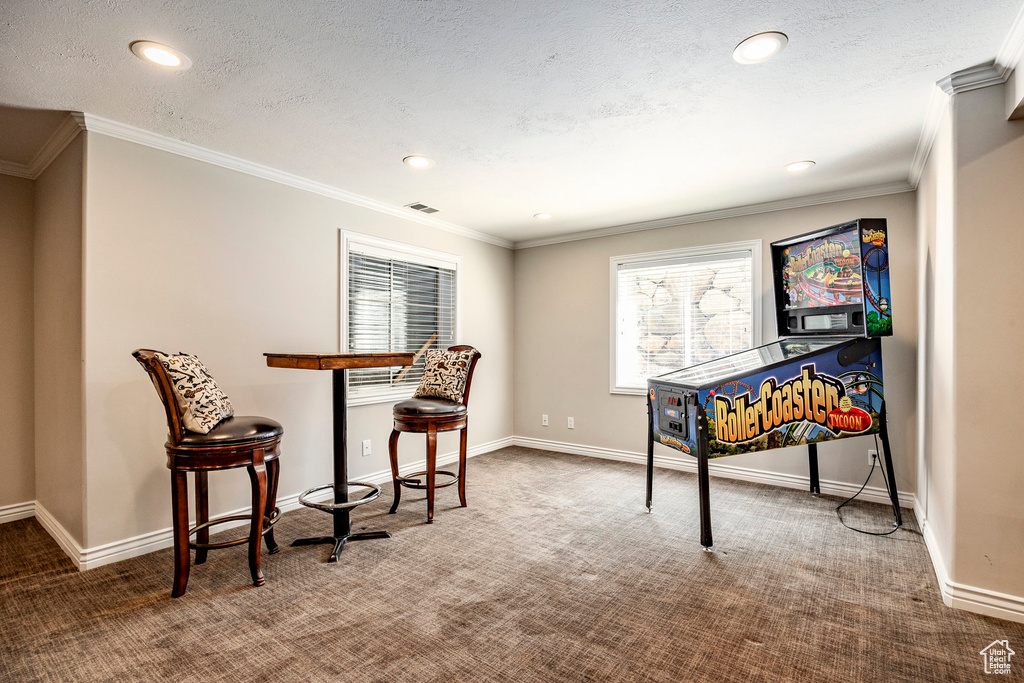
568,417 -> 575,429
868,449 -> 877,467
542,414 -> 549,426
362,439 -> 372,457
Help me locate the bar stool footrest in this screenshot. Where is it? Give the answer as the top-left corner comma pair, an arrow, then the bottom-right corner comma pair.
397,470 -> 459,490
298,482 -> 381,511
189,507 -> 281,550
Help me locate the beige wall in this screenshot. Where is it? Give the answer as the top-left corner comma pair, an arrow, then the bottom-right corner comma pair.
1008,64 -> 1024,120
915,104 -> 958,572
0,173 -> 36,508
515,193 -> 918,492
81,133 -> 514,548
33,133 -> 85,540
951,82 -> 1024,596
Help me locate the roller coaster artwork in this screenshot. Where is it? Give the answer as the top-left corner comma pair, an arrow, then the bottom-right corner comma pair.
779,370 -> 884,447
703,370 -> 885,449
783,239 -> 892,315
862,245 -> 891,319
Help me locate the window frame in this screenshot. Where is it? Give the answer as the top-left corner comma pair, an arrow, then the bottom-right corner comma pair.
340,230 -> 462,407
608,240 -> 762,395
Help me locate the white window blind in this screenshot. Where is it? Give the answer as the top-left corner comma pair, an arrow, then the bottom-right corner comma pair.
612,243 -> 759,392
344,235 -> 458,402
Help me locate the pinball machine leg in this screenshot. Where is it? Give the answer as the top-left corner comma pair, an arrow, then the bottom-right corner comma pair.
697,453 -> 713,549
878,401 -> 902,526
646,398 -> 655,513
807,442 -> 820,496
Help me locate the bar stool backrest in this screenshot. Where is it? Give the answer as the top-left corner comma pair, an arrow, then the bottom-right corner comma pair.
445,345 -> 482,407
132,348 -> 187,447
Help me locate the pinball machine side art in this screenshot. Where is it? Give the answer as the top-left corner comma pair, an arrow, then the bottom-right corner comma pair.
701,344 -> 883,457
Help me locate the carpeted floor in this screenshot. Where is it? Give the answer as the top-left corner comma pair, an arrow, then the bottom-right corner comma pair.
2,447 -> 1021,682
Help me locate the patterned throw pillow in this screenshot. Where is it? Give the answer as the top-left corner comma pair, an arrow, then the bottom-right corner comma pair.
413,349 -> 477,403
155,352 -> 234,434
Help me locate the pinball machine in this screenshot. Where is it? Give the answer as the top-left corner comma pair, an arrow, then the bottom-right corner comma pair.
645,218 -> 900,548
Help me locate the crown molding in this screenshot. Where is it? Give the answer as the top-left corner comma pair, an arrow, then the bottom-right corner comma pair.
513,180 -> 913,250
909,85 -> 950,188
29,113 -> 86,177
996,1 -> 1024,78
914,1 -> 1024,188
74,113 -> 514,250
0,112 -> 84,180
933,1 -> 1024,98
0,159 -> 33,178
936,62 -> 1007,95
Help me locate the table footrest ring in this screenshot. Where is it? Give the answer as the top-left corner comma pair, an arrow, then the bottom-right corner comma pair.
189,507 -> 281,550
298,482 -> 382,511
397,470 -> 459,490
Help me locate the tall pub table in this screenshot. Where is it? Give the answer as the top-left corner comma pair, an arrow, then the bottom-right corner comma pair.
265,352 -> 414,562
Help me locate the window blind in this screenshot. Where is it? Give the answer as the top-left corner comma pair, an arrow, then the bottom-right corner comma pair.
347,250 -> 456,394
615,250 -> 754,389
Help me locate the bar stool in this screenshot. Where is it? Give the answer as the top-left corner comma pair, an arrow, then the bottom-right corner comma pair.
133,349 -> 282,597
388,345 -> 481,523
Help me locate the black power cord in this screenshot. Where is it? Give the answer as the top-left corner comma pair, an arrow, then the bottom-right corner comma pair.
835,434 -> 902,536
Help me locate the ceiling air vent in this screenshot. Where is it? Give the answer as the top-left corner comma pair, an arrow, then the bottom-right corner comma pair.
405,202 -> 439,214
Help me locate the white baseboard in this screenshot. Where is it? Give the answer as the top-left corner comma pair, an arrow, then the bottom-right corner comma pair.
74,436 -> 514,570
0,500 -> 36,524
915,498 -> 1024,624
78,486 -> 330,570
34,502 -> 84,570
512,436 -> 914,509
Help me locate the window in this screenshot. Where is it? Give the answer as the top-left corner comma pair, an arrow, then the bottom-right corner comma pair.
610,241 -> 761,394
342,232 -> 460,405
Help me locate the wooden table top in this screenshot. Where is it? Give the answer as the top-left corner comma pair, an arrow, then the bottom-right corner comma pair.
264,352 -> 415,371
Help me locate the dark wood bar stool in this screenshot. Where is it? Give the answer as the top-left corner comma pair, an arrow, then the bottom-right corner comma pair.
388,345 -> 481,523
133,349 -> 283,597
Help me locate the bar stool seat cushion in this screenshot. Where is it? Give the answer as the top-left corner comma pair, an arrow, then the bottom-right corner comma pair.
178,416 -> 284,447
393,397 -> 467,417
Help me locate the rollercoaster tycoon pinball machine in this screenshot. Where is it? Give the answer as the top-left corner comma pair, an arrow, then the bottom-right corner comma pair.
645,218 -> 900,548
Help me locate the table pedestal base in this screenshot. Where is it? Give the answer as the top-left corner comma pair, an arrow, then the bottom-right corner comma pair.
291,530 -> 391,563
292,480 -> 390,562
263,359 -> 415,565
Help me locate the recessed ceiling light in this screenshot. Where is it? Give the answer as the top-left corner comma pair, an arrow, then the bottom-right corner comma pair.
785,160 -> 816,172
130,41 -> 192,70
403,155 -> 434,169
733,32 -> 788,64
533,213 -> 552,220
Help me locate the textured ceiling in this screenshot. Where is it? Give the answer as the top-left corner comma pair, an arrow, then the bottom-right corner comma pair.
1,0 -> 1021,243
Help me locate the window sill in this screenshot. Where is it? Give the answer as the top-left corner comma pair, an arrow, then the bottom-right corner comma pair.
610,386 -> 648,396
347,387 -> 417,407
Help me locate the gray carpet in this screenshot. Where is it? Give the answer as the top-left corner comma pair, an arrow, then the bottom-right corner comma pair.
1,447 -> 1021,682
